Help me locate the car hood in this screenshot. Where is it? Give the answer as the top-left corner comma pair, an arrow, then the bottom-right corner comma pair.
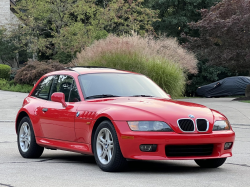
85,97 -> 214,130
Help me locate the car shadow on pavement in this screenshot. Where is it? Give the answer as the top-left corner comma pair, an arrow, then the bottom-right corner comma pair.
39,153 -> 96,165
126,160 -> 221,173
38,153 -> 224,173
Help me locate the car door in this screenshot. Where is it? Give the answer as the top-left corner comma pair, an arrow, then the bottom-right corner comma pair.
39,75 -> 80,142
31,75 -> 55,137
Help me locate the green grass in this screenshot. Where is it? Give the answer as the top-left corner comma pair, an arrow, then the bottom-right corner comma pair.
239,100 -> 250,103
0,79 -> 33,93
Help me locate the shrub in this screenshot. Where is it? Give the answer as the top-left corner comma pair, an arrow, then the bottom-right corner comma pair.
14,60 -> 66,85
245,84 -> 250,97
73,34 -> 196,97
0,78 -> 33,93
0,64 -> 11,79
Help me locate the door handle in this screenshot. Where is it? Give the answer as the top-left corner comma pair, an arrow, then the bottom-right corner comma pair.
42,108 -> 48,112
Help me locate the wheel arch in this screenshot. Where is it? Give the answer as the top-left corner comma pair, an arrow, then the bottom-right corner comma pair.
16,111 -> 29,134
91,116 -> 112,153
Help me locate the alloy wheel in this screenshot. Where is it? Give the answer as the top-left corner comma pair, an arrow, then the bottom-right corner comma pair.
19,122 -> 31,152
96,128 -> 114,164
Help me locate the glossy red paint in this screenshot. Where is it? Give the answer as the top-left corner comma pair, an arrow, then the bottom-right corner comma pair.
113,120 -> 234,160
51,92 -> 67,108
16,68 -> 235,161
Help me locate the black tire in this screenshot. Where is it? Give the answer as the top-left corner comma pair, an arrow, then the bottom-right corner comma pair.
17,116 -> 44,158
93,120 -> 127,172
195,158 -> 227,168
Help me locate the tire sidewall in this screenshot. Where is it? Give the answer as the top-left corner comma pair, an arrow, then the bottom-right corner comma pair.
93,120 -> 120,171
17,116 -> 36,158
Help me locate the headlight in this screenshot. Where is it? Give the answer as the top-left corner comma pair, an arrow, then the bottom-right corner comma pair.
213,120 -> 231,131
127,121 -> 173,132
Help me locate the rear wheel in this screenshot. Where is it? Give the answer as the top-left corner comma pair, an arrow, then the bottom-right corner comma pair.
17,116 -> 44,158
195,158 -> 227,168
93,120 -> 127,172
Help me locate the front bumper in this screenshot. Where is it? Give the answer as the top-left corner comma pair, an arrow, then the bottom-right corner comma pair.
113,121 -> 235,160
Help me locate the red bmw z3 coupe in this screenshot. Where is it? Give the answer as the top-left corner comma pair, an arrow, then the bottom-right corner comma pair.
16,67 -> 235,171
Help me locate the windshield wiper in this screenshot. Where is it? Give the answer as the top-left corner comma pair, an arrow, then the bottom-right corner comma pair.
130,95 -> 154,97
85,94 -> 120,99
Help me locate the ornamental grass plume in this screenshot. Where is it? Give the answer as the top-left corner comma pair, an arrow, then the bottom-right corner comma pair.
73,34 -> 198,97
73,34 -> 198,74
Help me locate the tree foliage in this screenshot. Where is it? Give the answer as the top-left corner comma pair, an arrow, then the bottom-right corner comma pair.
97,0 -> 158,36
13,0 -> 157,63
143,0 -> 219,41
0,29 -> 19,67
184,0 -> 250,73
15,0 -> 108,63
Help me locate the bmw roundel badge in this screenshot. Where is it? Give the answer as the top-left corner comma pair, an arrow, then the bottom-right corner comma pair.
189,114 -> 195,119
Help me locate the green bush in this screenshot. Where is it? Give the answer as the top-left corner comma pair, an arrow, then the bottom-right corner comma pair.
74,35 -> 193,98
0,64 -> 11,79
0,78 -> 33,93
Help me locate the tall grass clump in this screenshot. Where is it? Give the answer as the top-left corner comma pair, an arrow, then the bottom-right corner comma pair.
73,34 -> 198,97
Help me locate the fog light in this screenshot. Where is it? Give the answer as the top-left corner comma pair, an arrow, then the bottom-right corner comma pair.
140,144 -> 157,152
224,142 -> 233,150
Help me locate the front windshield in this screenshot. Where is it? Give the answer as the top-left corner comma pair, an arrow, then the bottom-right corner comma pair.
79,73 -> 169,99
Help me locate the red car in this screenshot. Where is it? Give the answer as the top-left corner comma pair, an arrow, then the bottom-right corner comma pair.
16,67 -> 235,172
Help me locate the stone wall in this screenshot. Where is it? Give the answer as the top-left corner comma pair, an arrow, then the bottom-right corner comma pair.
0,0 -> 19,29
0,0 -> 11,27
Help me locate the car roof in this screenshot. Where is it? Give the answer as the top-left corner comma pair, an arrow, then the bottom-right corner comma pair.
45,67 -> 138,77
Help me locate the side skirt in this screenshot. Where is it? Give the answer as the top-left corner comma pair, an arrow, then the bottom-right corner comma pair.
36,137 -> 93,155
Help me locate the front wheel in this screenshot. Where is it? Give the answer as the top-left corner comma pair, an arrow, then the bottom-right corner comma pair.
93,120 -> 127,172
195,158 -> 227,168
17,116 -> 44,158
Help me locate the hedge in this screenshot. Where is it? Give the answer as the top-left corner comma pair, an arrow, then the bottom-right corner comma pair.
0,64 -> 11,79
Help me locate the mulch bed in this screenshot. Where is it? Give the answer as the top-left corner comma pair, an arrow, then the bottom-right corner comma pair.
233,96 -> 250,101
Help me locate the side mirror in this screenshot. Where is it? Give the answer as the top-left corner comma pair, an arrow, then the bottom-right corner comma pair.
51,92 -> 67,108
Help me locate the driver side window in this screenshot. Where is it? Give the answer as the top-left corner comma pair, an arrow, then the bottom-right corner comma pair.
50,75 -> 80,102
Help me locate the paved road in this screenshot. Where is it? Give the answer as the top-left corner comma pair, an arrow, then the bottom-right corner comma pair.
0,90 -> 28,122
0,91 -> 250,187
